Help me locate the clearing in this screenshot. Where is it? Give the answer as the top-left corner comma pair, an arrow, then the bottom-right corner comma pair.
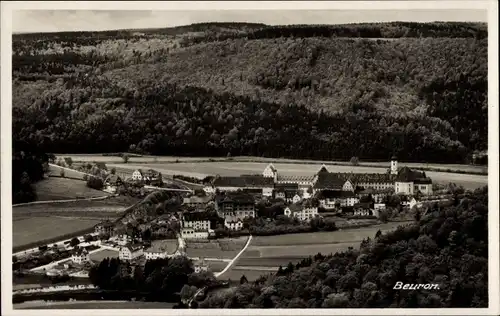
147,239 -> 179,254
89,249 -> 119,262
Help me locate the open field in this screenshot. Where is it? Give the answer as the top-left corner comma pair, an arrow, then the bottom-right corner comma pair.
218,268 -> 274,282
185,237 -> 249,259
33,177 -> 109,201
13,196 -> 137,249
206,261 -> 229,273
13,216 -> 101,249
56,154 -> 488,174
13,196 -> 137,219
107,161 -> 487,190
251,221 -> 413,247
186,248 -> 240,260
47,164 -> 88,179
14,300 -> 176,309
89,249 -> 119,262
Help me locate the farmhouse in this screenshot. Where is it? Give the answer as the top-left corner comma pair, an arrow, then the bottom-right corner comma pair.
70,247 -> 90,264
224,216 -> 244,231
131,169 -> 162,184
284,201 -> 318,222
104,174 -> 123,193
212,175 -> 274,196
353,202 -> 379,218
119,243 -> 144,261
94,220 -> 114,235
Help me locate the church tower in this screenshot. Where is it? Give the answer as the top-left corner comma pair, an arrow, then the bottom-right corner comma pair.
390,155 -> 398,175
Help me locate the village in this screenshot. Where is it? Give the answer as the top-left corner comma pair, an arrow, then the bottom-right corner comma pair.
13,155 -> 451,287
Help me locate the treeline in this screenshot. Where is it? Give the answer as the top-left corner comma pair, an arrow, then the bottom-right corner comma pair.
12,78 -> 476,163
198,187 -> 488,308
88,256 -> 217,302
12,141 -> 51,204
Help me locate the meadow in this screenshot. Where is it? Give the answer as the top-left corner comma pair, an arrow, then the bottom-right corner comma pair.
13,197 -> 137,249
57,154 -> 488,174
185,237 -> 249,260
33,177 -> 109,201
148,239 -> 179,254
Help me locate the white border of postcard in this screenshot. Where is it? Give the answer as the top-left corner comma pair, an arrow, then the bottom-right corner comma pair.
1,1 -> 499,315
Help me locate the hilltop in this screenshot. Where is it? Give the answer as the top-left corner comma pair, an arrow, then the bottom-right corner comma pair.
12,22 -> 487,164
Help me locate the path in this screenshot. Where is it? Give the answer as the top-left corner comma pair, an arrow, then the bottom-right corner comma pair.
214,235 -> 253,278
13,195 -> 115,207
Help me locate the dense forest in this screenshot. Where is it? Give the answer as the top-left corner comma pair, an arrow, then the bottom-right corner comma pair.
197,187 -> 488,308
12,22 -> 488,163
12,141 -> 51,204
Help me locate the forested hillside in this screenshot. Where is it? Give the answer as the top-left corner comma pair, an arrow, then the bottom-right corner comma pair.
12,22 -> 488,163
198,187 -> 488,308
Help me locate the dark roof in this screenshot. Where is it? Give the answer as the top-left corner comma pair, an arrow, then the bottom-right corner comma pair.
354,202 -> 374,209
414,178 -> 432,184
105,174 -> 123,185
277,175 -> 315,182
287,204 -> 303,213
314,172 -> 396,189
317,165 -> 329,174
216,192 -> 255,205
391,155 -> 398,160
396,167 -> 428,182
266,164 -> 277,172
213,175 -> 274,188
72,247 -> 89,256
315,190 -> 355,199
183,212 -> 213,222
275,183 -> 299,191
123,244 -> 143,252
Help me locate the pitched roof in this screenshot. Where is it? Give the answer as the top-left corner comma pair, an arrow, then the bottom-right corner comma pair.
183,212 -> 213,222
313,173 -> 345,190
265,163 -> 277,172
122,243 -> 143,252
287,204 -> 303,213
317,164 -> 329,174
354,202 -> 374,209
72,247 -> 89,256
213,175 -> 274,188
275,183 -> 299,191
216,192 -> 255,205
315,190 -> 355,199
224,215 -> 243,223
105,174 -> 122,185
277,175 -> 315,182
396,167 -> 429,182
314,172 -> 396,189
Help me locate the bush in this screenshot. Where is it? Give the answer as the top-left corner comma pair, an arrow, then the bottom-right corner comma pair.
86,176 -> 104,190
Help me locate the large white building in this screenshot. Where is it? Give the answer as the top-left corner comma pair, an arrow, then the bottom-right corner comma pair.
284,202 -> 318,222
71,247 -> 90,264
119,244 -> 144,261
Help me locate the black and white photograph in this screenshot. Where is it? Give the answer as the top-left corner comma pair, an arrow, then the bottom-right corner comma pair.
1,1 -> 499,314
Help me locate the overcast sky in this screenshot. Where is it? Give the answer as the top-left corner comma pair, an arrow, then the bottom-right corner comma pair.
12,9 -> 488,34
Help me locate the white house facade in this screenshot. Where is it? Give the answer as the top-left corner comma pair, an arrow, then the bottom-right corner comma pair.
119,244 -> 144,261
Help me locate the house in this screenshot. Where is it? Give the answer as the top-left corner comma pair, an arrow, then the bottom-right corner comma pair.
353,202 -> 378,217
315,190 -> 359,209
284,201 -> 318,222
94,220 -> 114,235
131,169 -> 162,184
215,192 -> 256,220
224,216 -> 244,231
374,203 -> 386,210
395,167 -> 433,195
144,250 -> 169,260
181,228 -> 210,240
357,188 -> 392,203
182,212 -> 212,230
119,243 -> 144,261
114,234 -> 133,246
212,175 -> 274,196
194,258 -> 209,273
274,183 -> 299,203
71,247 -> 90,264
104,174 -> 123,193
203,185 -> 216,194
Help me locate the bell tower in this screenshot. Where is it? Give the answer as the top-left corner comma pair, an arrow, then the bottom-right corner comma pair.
390,155 -> 398,175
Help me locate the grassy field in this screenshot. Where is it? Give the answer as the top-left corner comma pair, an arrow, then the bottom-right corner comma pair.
13,197 -> 137,249
47,164 -> 88,180
33,177 -> 109,201
185,237 -> 248,259
206,261 -> 228,272
217,268 -> 274,282
13,216 -> 101,249
57,154 -> 488,174
250,221 -> 413,247
89,249 -> 119,262
14,300 -> 176,309
107,161 -> 487,190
